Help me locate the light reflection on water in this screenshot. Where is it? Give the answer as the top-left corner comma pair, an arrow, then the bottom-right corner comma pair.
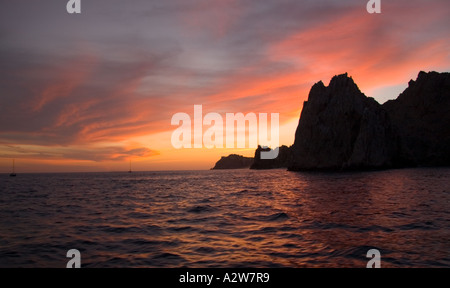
0,168 -> 449,267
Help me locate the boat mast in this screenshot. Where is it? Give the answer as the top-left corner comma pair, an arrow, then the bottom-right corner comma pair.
10,158 -> 16,177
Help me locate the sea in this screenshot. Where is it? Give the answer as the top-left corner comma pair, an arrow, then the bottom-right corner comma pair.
0,168 -> 449,268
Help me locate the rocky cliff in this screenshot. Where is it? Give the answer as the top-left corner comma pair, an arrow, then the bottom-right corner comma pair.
289,71 -> 450,171
383,71 -> 450,166
211,154 -> 254,170
289,73 -> 397,171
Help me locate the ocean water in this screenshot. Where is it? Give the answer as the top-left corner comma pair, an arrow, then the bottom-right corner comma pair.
0,168 -> 449,268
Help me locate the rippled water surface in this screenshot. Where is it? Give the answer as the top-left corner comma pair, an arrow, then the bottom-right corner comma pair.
0,168 -> 449,268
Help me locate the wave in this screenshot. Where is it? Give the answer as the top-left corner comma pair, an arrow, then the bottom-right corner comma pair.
187,205 -> 215,213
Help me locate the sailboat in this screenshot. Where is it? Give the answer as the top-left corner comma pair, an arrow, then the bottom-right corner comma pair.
10,159 -> 16,177
128,159 -> 132,173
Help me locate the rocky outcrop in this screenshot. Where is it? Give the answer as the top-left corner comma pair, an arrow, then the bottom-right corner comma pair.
213,71 -> 450,172
289,71 -> 450,171
289,73 -> 397,171
383,71 -> 450,166
250,145 -> 292,169
211,154 -> 253,170
212,146 -> 292,170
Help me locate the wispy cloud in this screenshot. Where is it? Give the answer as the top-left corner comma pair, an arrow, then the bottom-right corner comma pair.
0,144 -> 158,162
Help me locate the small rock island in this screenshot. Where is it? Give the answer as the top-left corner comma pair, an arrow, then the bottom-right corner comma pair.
211,154 -> 254,170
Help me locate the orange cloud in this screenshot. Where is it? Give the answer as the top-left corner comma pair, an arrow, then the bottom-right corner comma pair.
0,144 -> 158,162
270,4 -> 450,94
30,54 -> 97,112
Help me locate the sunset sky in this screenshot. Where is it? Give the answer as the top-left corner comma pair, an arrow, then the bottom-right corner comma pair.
1,0 -> 449,172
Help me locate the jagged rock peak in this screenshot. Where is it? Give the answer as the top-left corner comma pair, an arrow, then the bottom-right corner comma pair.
308,73 -> 364,104
329,72 -> 357,88
289,72 -> 396,171
408,71 -> 449,88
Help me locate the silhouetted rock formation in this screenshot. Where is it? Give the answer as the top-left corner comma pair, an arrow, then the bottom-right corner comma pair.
212,71 -> 449,172
250,145 -> 292,169
211,154 -> 253,170
383,71 -> 450,166
289,73 -> 396,171
289,71 -> 450,171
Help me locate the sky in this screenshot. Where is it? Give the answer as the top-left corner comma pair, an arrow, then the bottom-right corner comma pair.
0,0 -> 449,172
